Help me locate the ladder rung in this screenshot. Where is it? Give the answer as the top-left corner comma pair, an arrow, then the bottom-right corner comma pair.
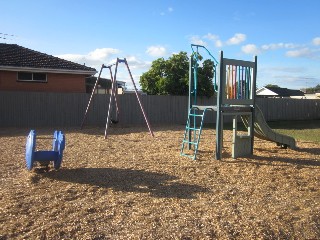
186,127 -> 200,131
180,152 -> 196,159
181,107 -> 207,160
182,140 -> 198,145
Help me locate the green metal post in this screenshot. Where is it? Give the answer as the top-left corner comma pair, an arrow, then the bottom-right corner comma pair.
250,56 -> 258,154
188,55 -> 192,149
215,51 -> 224,160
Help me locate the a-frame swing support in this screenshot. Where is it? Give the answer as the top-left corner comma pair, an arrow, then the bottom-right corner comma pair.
81,58 -> 154,139
105,58 -> 154,139
80,63 -> 119,129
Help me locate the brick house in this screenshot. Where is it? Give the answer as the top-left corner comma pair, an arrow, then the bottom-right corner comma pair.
0,43 -> 96,93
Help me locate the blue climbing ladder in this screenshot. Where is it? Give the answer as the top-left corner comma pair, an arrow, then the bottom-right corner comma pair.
181,107 -> 213,160
180,44 -> 218,160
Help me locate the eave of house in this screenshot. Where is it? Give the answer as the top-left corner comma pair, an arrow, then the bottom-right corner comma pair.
0,65 -> 97,75
256,87 -> 278,96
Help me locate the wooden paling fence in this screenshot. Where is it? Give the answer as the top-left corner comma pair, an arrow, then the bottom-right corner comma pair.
0,91 -> 319,128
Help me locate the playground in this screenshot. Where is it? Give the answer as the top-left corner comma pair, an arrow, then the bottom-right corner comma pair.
1,125 -> 319,239
1,46 -> 319,239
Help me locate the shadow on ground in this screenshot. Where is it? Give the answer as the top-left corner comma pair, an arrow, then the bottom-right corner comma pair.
41,167 -> 208,199
267,120 -> 320,130
222,148 -> 320,168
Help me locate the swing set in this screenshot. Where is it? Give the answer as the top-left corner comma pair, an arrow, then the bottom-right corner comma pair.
81,58 -> 154,138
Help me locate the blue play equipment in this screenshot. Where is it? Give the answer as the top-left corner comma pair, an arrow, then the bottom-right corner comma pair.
181,44 -> 257,160
25,130 -> 65,170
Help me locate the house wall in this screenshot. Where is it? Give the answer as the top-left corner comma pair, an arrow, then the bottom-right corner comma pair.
0,70 -> 87,93
301,93 -> 320,99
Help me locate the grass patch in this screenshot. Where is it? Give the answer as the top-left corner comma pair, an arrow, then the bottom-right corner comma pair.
204,120 -> 320,143
268,120 -> 320,143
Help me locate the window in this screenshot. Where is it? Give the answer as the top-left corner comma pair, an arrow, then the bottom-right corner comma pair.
17,72 -> 47,82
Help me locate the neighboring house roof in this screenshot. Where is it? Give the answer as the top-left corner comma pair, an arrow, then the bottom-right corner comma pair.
86,77 -> 126,90
257,87 -> 305,97
86,76 -> 126,86
0,43 -> 96,75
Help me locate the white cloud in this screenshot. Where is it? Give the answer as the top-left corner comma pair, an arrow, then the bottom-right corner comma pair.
203,33 -> 218,41
125,55 -> 151,69
56,53 -> 84,62
160,7 -> 173,16
56,48 -> 151,90
268,66 -> 306,73
226,33 -> 246,45
214,40 -> 223,48
103,56 -> 151,90
203,33 -> 223,47
258,65 -> 320,90
241,44 -> 260,55
312,37 -> 320,46
284,43 -> 300,49
261,43 -> 283,50
261,43 -> 299,50
242,41 -> 315,58
189,36 -> 207,46
57,48 -> 120,68
269,75 -> 318,89
87,48 -> 120,61
146,45 -> 167,57
190,32 -> 246,48
285,48 -> 315,58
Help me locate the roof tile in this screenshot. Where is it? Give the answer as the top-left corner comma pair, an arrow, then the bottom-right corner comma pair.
265,87 -> 305,96
0,43 -> 96,72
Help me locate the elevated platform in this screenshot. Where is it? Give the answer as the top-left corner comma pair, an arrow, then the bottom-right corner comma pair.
192,105 -> 252,113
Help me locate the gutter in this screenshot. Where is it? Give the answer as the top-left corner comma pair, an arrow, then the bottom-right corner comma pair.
0,65 -> 97,75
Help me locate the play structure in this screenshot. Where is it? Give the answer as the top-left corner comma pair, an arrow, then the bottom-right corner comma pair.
25,130 -> 65,170
181,44 -> 296,160
81,58 -> 154,138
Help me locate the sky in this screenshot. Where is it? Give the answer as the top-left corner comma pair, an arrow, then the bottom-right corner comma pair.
1,0 -> 320,90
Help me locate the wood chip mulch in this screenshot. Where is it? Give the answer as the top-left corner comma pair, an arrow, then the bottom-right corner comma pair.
0,125 -> 319,239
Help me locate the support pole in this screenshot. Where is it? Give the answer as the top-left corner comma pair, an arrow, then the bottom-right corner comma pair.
81,65 -> 105,129
187,55 -> 192,149
123,58 -> 154,137
250,56 -> 258,154
215,51 -> 224,160
193,50 -> 198,145
106,66 -> 119,123
104,60 -> 119,139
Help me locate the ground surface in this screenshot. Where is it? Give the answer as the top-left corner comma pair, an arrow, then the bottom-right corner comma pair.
0,125 -> 319,239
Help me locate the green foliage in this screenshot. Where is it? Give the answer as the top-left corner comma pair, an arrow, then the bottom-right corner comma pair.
305,84 -> 320,93
265,84 -> 280,88
140,51 -> 215,96
140,58 -> 166,95
197,59 -> 215,97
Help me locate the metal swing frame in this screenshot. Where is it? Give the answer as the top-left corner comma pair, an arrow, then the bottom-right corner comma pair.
81,58 -> 154,139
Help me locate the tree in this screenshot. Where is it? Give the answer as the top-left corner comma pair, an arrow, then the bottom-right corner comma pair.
139,58 -> 166,95
265,84 -> 280,88
140,51 -> 215,97
197,59 -> 215,97
306,84 -> 320,93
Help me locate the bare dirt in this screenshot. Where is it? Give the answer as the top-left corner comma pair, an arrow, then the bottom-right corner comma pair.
0,125 -> 319,239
